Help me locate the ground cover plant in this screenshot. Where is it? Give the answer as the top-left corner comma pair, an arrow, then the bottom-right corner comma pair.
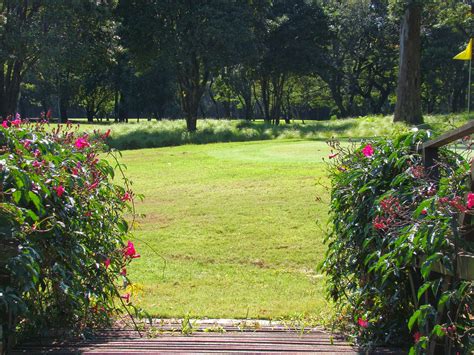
322,131 -> 473,353
64,114 -> 468,151
0,117 -> 139,351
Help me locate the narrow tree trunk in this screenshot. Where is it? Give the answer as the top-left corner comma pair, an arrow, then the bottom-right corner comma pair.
394,4 -> 423,124
59,97 -> 69,123
86,108 -> 94,123
260,77 -> 271,123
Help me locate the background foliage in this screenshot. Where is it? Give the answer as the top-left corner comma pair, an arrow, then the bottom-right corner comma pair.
1,0 -> 474,127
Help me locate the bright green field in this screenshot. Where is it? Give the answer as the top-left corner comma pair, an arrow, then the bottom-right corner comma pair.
120,139 -> 333,320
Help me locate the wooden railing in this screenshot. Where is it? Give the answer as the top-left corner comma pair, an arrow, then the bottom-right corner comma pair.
421,121 -> 474,281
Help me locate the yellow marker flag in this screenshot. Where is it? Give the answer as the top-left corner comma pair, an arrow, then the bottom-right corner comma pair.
454,38 -> 473,60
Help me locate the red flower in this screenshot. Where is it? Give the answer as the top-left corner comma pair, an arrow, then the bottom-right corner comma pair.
362,144 -> 374,157
357,318 -> 369,328
32,160 -> 41,168
53,185 -> 65,197
102,129 -> 111,139
1,121 -> 7,128
467,192 -> 474,209
413,331 -> 421,343
373,215 -> 389,230
121,191 -> 132,202
120,268 -> 127,276
121,293 -> 131,303
104,258 -> 111,269
74,137 -> 90,149
329,153 -> 338,159
421,209 -> 427,215
11,119 -> 21,127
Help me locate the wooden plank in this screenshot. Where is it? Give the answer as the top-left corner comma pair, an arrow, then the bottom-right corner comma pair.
423,120 -> 474,149
12,328 -> 406,354
419,254 -> 474,280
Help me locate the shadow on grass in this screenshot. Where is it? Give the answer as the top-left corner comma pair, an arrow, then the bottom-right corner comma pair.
106,120 -> 358,150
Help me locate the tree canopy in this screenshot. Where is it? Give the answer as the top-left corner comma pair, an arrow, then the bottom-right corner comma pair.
1,0 -> 473,129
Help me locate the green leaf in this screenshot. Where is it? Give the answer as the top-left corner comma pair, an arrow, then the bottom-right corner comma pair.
12,190 -> 22,204
432,324 -> 445,337
417,282 -> 431,301
28,191 -> 44,215
408,310 -> 421,331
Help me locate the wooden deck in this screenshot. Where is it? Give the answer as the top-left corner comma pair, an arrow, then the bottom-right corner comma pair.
12,319 -> 406,354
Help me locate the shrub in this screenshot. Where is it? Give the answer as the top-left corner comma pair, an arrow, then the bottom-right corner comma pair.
0,118 -> 139,351
321,131 -> 473,353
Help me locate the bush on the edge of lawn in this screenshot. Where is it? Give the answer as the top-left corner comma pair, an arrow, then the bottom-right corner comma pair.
0,117 -> 140,351
321,131 -> 473,354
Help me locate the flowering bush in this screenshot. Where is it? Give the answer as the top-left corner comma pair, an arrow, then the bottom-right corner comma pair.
0,117 -> 139,350
321,132 -> 473,354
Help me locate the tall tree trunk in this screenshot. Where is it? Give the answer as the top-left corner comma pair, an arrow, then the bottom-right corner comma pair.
0,61 -> 23,117
260,77 -> 271,123
394,4 -> 423,124
177,54 -> 208,132
59,96 -> 69,123
118,91 -> 128,123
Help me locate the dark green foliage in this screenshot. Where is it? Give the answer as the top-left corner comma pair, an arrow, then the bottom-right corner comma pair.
322,132 -> 473,353
0,120 -> 139,351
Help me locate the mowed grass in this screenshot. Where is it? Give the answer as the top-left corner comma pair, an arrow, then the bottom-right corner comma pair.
120,139 -> 333,320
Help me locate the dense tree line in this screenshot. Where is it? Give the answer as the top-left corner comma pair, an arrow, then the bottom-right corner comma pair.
0,0 -> 473,130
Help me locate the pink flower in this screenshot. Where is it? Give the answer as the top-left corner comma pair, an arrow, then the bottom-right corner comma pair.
15,113 -> 20,120
74,137 -> 90,149
121,293 -> 131,303
124,241 -> 136,257
120,268 -> 127,276
104,258 -> 111,269
467,192 -> 474,209
88,181 -> 99,190
413,331 -> 421,343
53,185 -> 65,197
1,121 -> 8,128
11,119 -> 21,127
362,144 -> 374,157
22,140 -> 31,149
121,191 -> 132,202
33,149 -> 41,158
32,160 -> 41,168
357,318 -> 369,328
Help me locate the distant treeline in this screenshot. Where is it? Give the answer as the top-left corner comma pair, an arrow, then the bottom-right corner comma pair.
1,1 -> 472,128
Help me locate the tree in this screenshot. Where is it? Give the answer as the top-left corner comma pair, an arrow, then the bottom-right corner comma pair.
318,0 -> 398,118
392,0 -> 423,124
119,0 -> 256,131
256,0 -> 329,124
37,0 -> 116,122
0,1 -> 46,117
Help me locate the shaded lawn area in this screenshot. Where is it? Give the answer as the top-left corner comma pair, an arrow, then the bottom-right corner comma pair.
120,139 -> 333,320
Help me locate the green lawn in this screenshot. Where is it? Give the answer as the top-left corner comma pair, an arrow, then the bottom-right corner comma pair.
120,139 -> 333,320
